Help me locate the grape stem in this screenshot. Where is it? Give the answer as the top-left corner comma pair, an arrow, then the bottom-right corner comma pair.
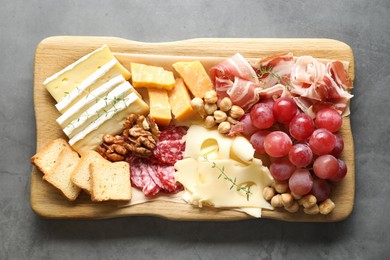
202,155 -> 252,201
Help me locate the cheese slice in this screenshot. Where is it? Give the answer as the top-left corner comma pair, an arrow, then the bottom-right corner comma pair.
44,45 -> 129,102
183,125 -> 232,160
175,157 -> 273,209
56,75 -> 125,128
231,136 -> 255,164
148,88 -> 172,127
168,78 -> 196,122
70,94 -> 149,154
63,81 -> 134,138
55,59 -> 131,113
172,61 -> 214,98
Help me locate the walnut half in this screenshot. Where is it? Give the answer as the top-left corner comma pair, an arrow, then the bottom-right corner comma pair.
97,114 -> 160,161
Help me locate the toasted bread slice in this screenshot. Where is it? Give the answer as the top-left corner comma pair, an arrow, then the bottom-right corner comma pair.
90,159 -> 131,201
43,148 -> 81,201
31,138 -> 71,175
71,150 -> 103,193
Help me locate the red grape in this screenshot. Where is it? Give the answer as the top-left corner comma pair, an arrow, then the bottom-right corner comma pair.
330,135 -> 344,158
315,108 -> 342,133
289,169 -> 314,196
264,131 -> 292,158
269,157 -> 295,181
289,113 -> 315,140
311,178 -> 331,202
250,103 -> 275,129
240,113 -> 259,137
273,97 -> 298,124
329,159 -> 348,182
313,154 -> 339,179
288,143 -> 313,167
309,128 -> 336,155
250,130 -> 271,154
262,98 -> 275,108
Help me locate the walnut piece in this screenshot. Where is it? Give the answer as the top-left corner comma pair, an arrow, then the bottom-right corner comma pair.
97,114 -> 160,161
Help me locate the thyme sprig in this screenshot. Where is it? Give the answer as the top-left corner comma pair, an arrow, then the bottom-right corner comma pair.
64,88 -> 128,130
257,66 -> 291,90
203,155 -> 252,201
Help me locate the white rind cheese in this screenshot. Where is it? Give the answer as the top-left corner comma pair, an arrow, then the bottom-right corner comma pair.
56,75 -> 125,128
69,94 -> 149,154
63,81 -> 133,138
44,45 -> 125,103
69,92 -> 138,146
55,59 -> 118,113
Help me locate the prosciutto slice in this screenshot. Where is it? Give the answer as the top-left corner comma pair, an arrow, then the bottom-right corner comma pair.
209,53 -> 259,84
255,53 -> 294,88
290,56 -> 353,116
227,77 -> 261,110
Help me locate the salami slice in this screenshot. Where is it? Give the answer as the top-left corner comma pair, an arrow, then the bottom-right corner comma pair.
155,164 -> 177,192
153,140 -> 185,165
130,157 -> 160,196
158,126 -> 188,141
127,126 -> 188,196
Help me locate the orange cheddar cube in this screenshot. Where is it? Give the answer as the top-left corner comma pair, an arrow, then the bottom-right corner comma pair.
168,78 -> 196,122
172,61 -> 214,98
148,88 -> 172,127
131,63 -> 175,90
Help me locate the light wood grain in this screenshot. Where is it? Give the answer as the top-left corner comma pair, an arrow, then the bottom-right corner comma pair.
32,36 -> 355,221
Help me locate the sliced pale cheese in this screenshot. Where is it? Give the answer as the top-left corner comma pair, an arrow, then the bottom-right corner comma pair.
70,95 -> 149,154
44,45 -> 129,102
69,92 -> 139,146
56,75 -> 125,128
148,88 -> 172,127
168,78 -> 196,122
230,136 -> 255,164
175,157 -> 273,209
63,81 -> 134,138
172,61 -> 214,98
55,59 -> 131,113
183,125 -> 232,160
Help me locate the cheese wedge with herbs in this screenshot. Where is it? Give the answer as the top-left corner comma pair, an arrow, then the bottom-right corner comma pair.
70,93 -> 149,154
168,78 -> 196,121
172,61 -> 214,98
55,59 -> 131,113
148,88 -> 172,127
63,81 -> 134,138
44,45 -> 131,103
131,63 -> 175,90
56,75 -> 126,129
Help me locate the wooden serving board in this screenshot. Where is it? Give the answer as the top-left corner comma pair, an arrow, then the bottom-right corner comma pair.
32,36 -> 355,221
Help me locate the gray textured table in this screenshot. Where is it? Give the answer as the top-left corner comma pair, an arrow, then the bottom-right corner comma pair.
1,0 -> 389,259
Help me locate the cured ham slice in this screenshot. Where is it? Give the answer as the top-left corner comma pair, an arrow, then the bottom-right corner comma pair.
210,53 -> 262,111
290,56 -> 353,116
255,53 -> 294,88
327,61 -> 352,90
258,84 -> 291,100
209,53 -> 259,84
227,77 -> 261,111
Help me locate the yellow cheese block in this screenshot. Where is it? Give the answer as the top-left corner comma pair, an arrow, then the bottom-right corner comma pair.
44,45 -> 130,103
168,78 -> 196,122
148,88 -> 172,127
172,61 -> 214,98
131,63 -> 175,90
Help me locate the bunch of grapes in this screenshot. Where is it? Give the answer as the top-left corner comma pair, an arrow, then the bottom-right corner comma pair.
242,97 -> 347,204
